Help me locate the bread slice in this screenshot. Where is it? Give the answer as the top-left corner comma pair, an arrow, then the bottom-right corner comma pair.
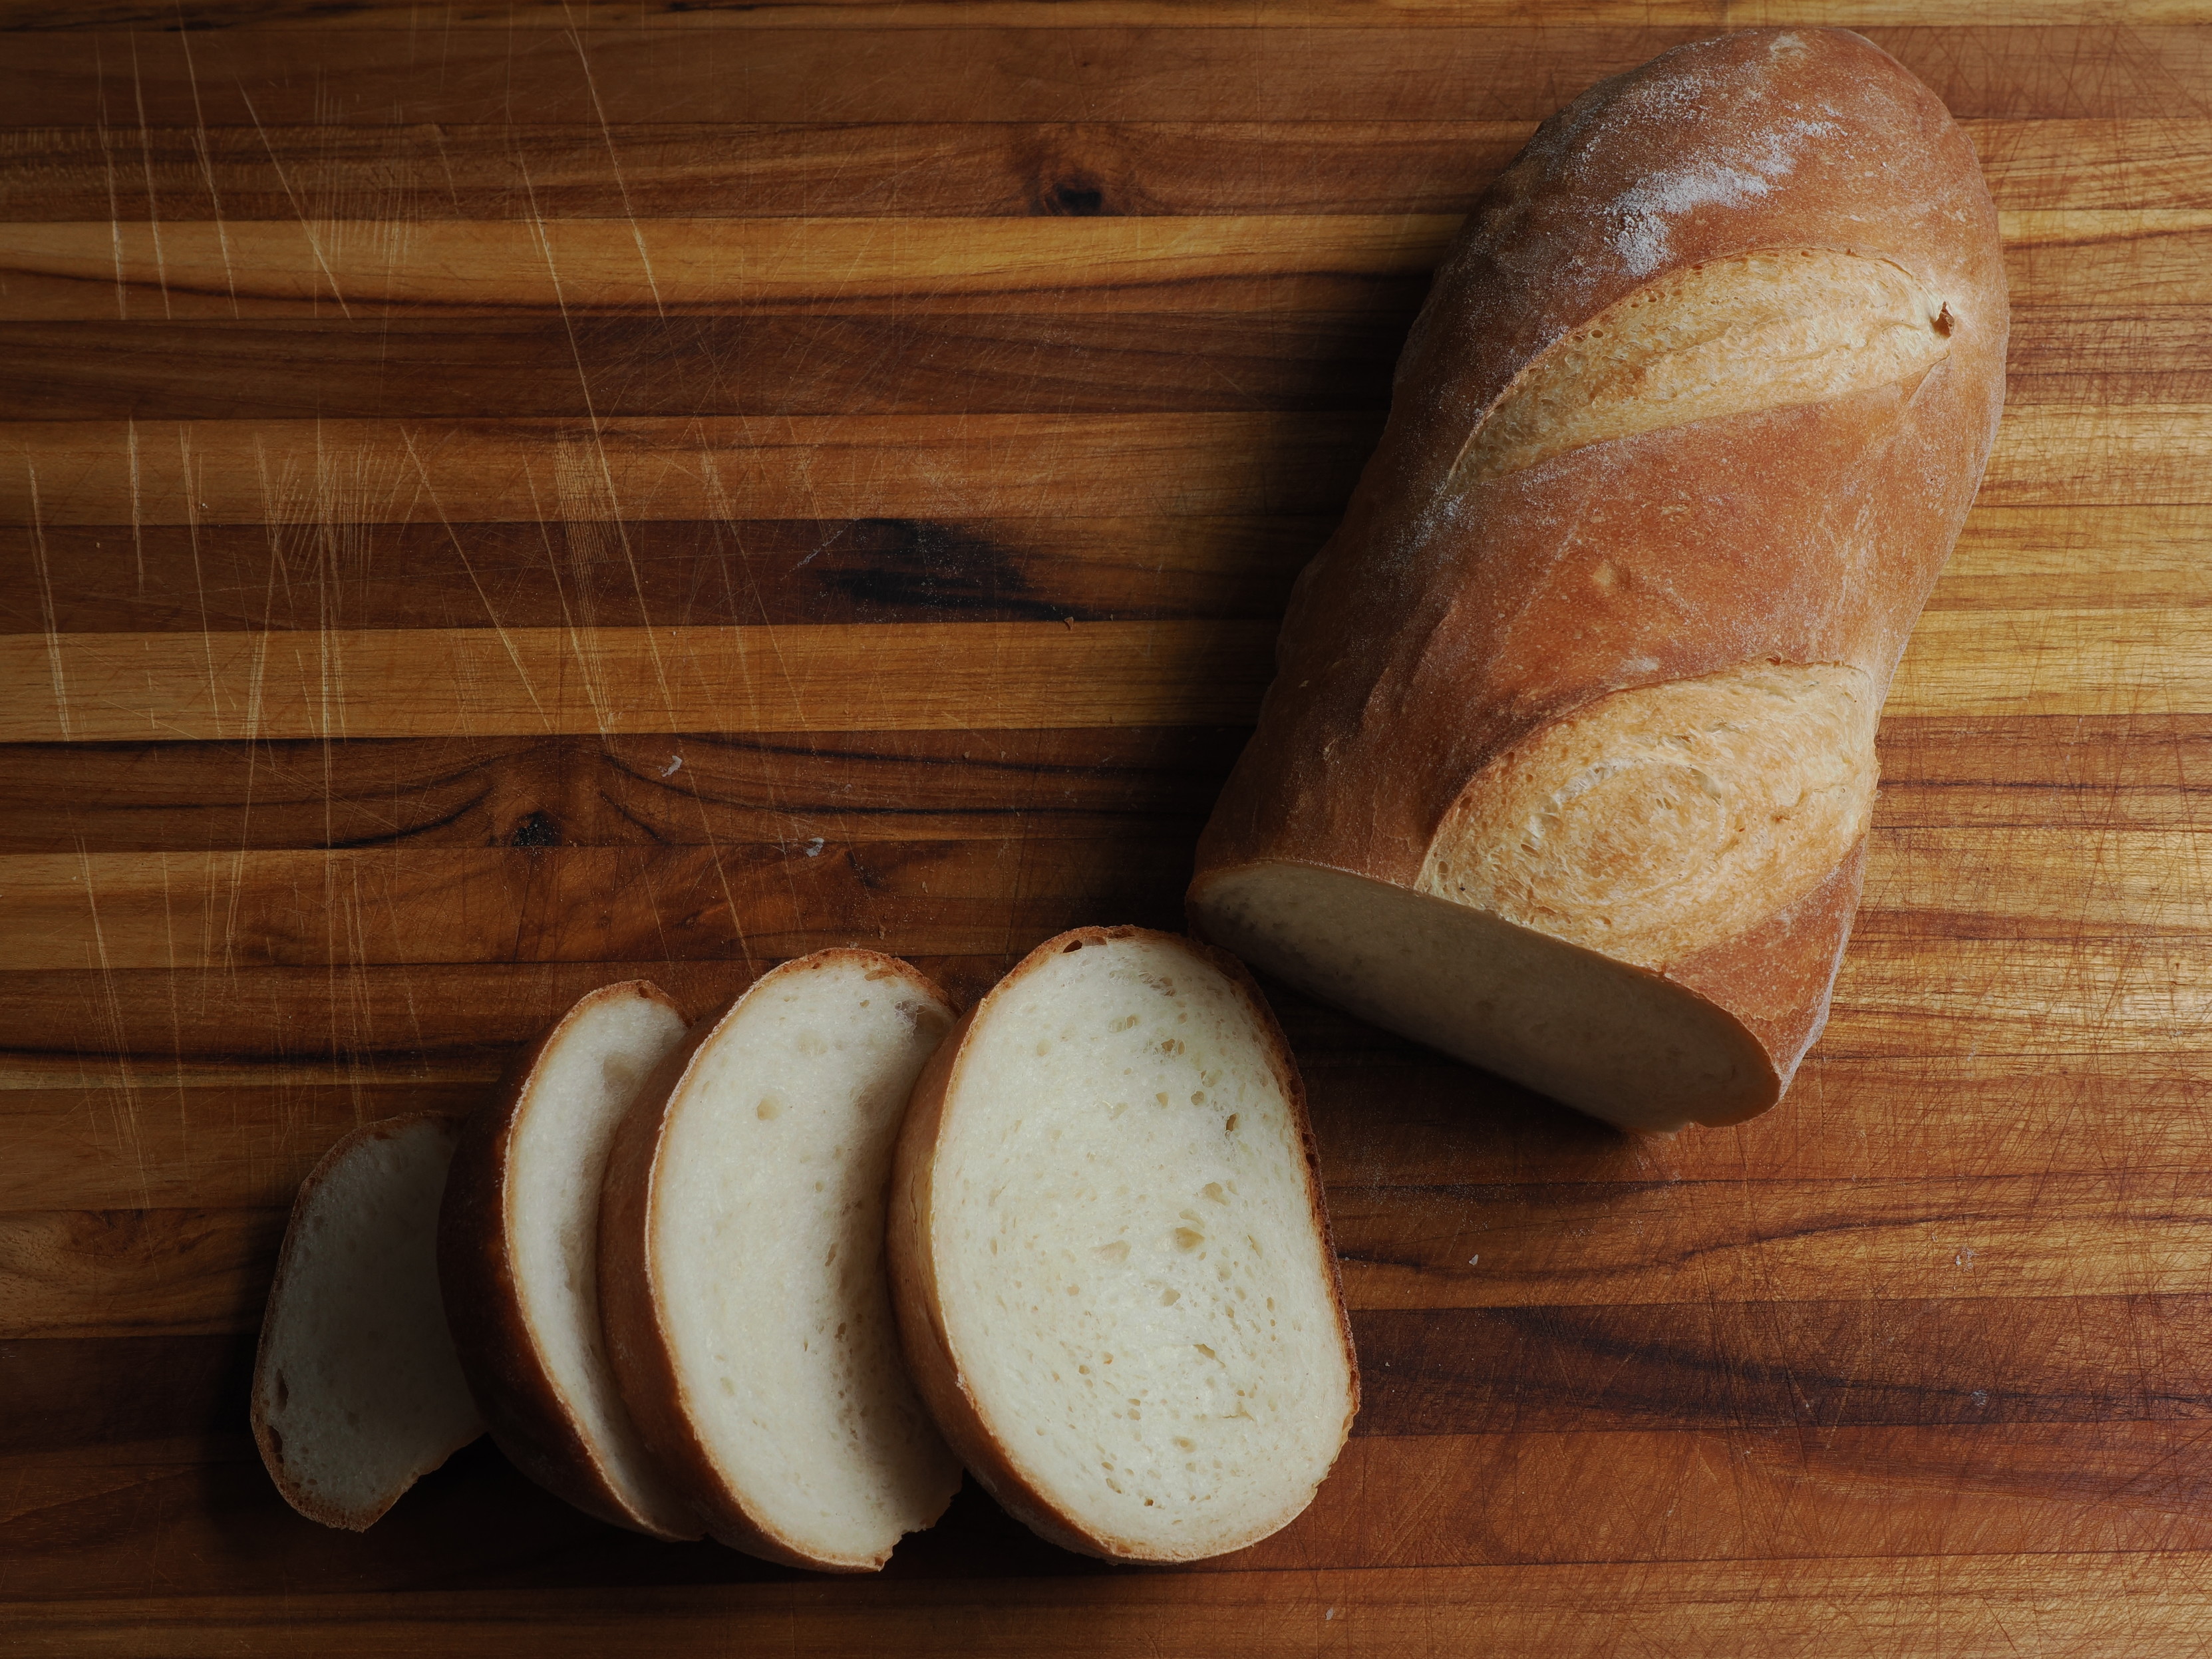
439,980 -> 701,1539
887,926 -> 1358,1563
599,950 -> 965,1571
251,1113 -> 484,1530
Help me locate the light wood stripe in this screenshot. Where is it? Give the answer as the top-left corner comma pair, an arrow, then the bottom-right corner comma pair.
0,603 -> 2203,742
0,621 -> 1273,741
0,216 -> 1452,319
0,404 -> 2197,529
0,213 -> 2198,317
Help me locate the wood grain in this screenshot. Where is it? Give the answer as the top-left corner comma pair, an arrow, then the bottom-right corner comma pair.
3,118 -> 2207,224
0,403 -> 2193,543
1,28 -> 2201,126
0,621 -> 1278,742
7,1558 -> 2212,1659
5,7 -> 2208,1652
0,601 -> 2200,745
0,415 -> 1375,523
0,212 -> 2199,318
0,304 -> 2185,422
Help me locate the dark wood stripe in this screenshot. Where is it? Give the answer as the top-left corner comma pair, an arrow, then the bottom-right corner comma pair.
0,314 -> 1405,421
0,714 -> 2203,856
0,118 -> 2181,223
1354,1296 -> 2212,1435
0,29 -> 2196,127
1332,1170 -> 2211,1309
7,1169 -> 2204,1336
0,305 -> 2170,420
0,728 -> 1241,853
9,1561 -> 2212,1658
0,839 -> 1196,970
0,517 -> 1323,635
3,822 -> 2201,969
1,502 -> 2183,638
0,121 -> 1532,222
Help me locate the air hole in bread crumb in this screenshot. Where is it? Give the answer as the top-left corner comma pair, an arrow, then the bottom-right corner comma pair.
1062,940 -> 1086,953
756,1098 -> 781,1120
1096,1240 -> 1130,1262
1201,1183 -> 1227,1205
1225,1114 -> 1239,1133
1160,1288 -> 1180,1305
1110,1014 -> 1139,1032
1174,1227 -> 1204,1251
274,1372 -> 289,1411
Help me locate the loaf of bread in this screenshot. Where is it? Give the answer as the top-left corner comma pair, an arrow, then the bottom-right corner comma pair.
597,951 -> 964,1571
887,927 -> 1357,1562
252,1114 -> 483,1529
1189,28 -> 2008,1133
438,981 -> 701,1539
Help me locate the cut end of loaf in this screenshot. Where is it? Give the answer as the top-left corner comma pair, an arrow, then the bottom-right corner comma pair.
908,929 -> 1355,1563
1190,865 -> 1776,1134
253,1114 -> 484,1531
1418,661 -> 1879,968
1452,247 -> 1957,486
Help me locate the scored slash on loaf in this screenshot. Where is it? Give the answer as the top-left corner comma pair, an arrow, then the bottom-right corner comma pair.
1190,27 -> 2010,1133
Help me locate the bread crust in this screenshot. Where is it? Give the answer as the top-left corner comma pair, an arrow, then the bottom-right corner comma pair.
596,949 -> 958,1571
251,1111 -> 475,1531
886,925 -> 1359,1563
1191,27 -> 2008,1125
437,979 -> 699,1540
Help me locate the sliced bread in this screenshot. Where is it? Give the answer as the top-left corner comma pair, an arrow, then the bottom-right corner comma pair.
887,926 -> 1358,1563
599,950 -> 965,1571
439,980 -> 701,1539
252,1113 -> 484,1530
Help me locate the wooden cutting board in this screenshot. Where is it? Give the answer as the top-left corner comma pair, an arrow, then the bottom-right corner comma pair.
5,4 -> 2210,1653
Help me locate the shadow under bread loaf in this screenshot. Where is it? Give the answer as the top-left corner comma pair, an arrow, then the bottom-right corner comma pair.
1188,27 -> 2008,1133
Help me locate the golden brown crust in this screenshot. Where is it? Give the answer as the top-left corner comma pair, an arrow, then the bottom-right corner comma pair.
596,949 -> 956,1573
885,925 -> 1358,1563
436,980 -> 697,1539
251,1111 -> 469,1531
1192,27 -> 2007,1124
1670,836 -> 1869,1126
